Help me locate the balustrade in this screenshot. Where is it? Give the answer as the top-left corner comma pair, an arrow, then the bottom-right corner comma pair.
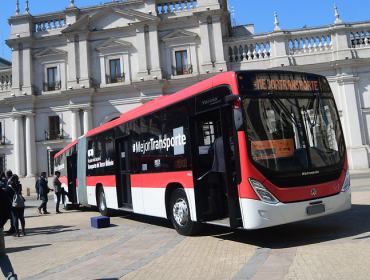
289,35 -> 332,55
227,41 -> 271,62
157,1 -> 197,14
350,30 -> 370,48
33,19 -> 66,32
0,75 -> 12,91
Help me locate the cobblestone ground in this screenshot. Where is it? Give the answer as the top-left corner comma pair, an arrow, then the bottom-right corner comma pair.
4,170 -> 370,280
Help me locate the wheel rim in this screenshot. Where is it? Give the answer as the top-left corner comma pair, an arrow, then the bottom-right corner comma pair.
173,198 -> 189,226
99,191 -> 106,212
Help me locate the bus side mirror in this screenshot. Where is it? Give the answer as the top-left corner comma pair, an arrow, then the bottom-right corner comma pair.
233,108 -> 244,131
224,95 -> 244,131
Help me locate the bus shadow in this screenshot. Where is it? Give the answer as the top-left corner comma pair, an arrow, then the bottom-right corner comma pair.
208,204 -> 370,249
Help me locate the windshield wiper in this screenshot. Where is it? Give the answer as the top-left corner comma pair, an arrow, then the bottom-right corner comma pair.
311,92 -> 320,128
268,91 -> 298,127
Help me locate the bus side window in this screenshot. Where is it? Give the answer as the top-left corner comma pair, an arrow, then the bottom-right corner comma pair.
130,120 -> 141,174
163,105 -> 191,171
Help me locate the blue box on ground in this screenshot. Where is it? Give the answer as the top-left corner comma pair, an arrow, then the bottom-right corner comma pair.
91,216 -> 110,229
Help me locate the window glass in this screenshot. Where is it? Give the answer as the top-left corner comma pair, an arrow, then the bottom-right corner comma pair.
163,104 -> 191,171
139,113 -> 164,173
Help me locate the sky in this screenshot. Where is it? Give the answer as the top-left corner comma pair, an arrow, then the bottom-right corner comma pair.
1,0 -> 369,62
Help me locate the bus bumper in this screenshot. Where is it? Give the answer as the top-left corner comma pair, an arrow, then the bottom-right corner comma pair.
239,187 -> 351,229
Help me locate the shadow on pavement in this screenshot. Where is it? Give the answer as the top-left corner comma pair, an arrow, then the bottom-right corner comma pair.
7,244 -> 51,253
207,204 -> 370,249
21,225 -> 77,236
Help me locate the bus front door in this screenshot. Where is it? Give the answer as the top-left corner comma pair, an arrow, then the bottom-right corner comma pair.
67,153 -> 77,204
193,107 -> 242,228
116,137 -> 132,209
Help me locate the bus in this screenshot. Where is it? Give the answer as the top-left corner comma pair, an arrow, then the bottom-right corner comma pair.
54,70 -> 351,235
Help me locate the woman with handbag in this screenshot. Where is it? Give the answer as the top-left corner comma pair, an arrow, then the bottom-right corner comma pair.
7,175 -> 26,237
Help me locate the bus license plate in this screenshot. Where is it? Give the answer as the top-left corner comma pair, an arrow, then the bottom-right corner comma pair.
306,204 -> 325,215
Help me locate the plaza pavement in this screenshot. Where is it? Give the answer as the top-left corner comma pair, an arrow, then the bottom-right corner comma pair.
3,169 -> 370,280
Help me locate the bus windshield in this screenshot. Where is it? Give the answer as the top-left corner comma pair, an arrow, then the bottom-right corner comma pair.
242,96 -> 345,172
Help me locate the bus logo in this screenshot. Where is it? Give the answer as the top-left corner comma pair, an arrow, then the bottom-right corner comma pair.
311,189 -> 317,197
88,149 -> 94,157
334,183 -> 340,191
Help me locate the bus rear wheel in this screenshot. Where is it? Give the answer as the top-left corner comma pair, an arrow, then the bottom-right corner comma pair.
98,187 -> 114,216
170,189 -> 201,236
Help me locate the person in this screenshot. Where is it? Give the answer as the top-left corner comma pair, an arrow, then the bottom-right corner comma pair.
7,175 -> 26,237
0,185 -> 18,279
37,172 -> 50,215
53,171 -> 68,214
4,170 -> 15,234
208,129 -> 235,174
0,172 -> 7,189
208,128 -> 235,195
35,176 -> 40,200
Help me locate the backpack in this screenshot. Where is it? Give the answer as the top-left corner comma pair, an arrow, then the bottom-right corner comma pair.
9,184 -> 25,208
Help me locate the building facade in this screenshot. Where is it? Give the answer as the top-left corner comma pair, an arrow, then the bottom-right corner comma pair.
0,0 -> 369,185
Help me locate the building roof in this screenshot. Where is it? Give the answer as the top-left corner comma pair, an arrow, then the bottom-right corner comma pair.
0,57 -> 12,69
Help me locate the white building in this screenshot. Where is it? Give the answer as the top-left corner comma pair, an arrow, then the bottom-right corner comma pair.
0,0 -> 369,186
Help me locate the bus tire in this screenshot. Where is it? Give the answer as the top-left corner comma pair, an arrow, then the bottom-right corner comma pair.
98,187 -> 114,217
170,189 -> 201,236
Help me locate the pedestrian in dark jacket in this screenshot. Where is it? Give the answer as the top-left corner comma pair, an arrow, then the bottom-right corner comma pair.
0,187 -> 18,279
37,172 -> 50,215
8,175 -> 26,237
4,170 -> 15,234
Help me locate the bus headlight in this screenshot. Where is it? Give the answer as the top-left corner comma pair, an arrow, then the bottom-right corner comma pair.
341,169 -> 350,192
249,178 -> 279,204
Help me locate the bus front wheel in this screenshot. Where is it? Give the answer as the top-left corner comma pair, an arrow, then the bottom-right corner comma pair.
170,189 -> 201,236
98,187 -> 113,216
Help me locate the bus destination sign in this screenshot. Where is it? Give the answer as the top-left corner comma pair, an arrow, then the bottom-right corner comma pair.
238,73 -> 321,92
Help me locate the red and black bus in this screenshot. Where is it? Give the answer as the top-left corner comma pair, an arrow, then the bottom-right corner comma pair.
55,70 -> 351,235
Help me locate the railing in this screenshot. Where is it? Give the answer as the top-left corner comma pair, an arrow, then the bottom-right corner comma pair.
45,129 -> 66,141
226,39 -> 271,62
157,0 -> 197,14
32,12 -> 66,33
106,73 -> 125,84
44,81 -> 61,92
350,30 -> 370,48
0,75 -> 12,91
172,64 -> 193,75
34,19 -> 66,32
288,32 -> 332,55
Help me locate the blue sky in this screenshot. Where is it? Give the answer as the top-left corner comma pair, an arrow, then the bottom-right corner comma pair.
1,0 -> 369,62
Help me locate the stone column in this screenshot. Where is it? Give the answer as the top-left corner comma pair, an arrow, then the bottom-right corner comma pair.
78,33 -> 91,87
13,115 -> 26,177
83,107 -> 93,134
199,18 -> 212,68
136,26 -> 148,77
22,42 -> 33,94
211,16 -> 226,68
148,25 -> 162,79
67,36 -> 78,88
25,113 -> 37,177
71,108 -> 81,141
338,74 -> 368,169
11,45 -> 21,94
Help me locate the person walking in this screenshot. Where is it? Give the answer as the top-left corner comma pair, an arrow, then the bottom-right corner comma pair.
37,172 -> 50,215
4,170 -> 15,234
7,175 -> 26,237
0,185 -> 18,279
53,171 -> 68,214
